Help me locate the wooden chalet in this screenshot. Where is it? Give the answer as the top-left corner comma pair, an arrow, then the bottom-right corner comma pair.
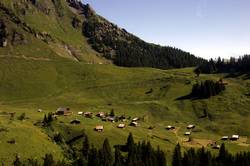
95,125 -> 104,132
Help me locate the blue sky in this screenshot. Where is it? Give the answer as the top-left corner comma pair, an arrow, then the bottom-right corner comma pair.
83,0 -> 250,59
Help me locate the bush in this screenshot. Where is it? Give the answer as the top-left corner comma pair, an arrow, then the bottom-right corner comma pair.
18,113 -> 26,121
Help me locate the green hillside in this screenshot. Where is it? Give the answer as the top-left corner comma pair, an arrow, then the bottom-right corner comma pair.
0,58 -> 250,164
0,0 -> 107,64
0,0 -> 250,165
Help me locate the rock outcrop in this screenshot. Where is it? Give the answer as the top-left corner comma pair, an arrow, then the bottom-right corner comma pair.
83,4 -> 95,18
67,0 -> 85,11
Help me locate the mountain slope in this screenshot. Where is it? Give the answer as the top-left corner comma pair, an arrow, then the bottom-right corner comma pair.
0,0 -> 204,69
0,0 -> 107,64
80,3 -> 205,69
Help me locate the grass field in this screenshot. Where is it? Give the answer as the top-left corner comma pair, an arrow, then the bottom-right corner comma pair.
0,57 -> 250,164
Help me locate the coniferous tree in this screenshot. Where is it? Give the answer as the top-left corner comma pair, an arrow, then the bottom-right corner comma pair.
172,143 -> 182,166
114,147 -> 123,166
191,80 -> 226,99
196,55 -> 250,74
82,133 -> 90,158
102,138 -> 113,166
88,145 -> 99,166
26,158 -> 40,166
43,154 -> 55,166
182,148 -> 197,166
197,147 -> 212,166
126,133 -> 137,166
13,154 -> 22,166
156,146 -> 167,166
110,109 -> 115,117
43,114 -> 48,124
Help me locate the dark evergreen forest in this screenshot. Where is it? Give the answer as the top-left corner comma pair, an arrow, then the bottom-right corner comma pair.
83,15 -> 205,69
195,55 -> 250,74
13,133 -> 250,166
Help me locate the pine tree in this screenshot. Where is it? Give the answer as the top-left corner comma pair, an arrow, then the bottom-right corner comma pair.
156,146 -> 167,166
26,158 -> 39,166
43,114 -> 48,124
182,148 -> 197,166
126,133 -> 137,166
13,154 -> 22,166
77,136 -> 89,166
197,147 -> 212,166
126,133 -> 135,152
218,143 -> 227,161
82,133 -> 90,158
172,143 -> 182,166
47,112 -> 53,123
102,138 -> 113,166
43,154 -> 55,166
88,146 -> 99,166
114,147 -> 123,166
110,109 -> 115,117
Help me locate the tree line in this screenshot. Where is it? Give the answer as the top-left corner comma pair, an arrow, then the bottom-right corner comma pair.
172,143 -> 250,166
82,15 -> 205,69
191,80 -> 226,99
12,133 -> 166,166
12,138 -> 250,166
195,55 -> 250,74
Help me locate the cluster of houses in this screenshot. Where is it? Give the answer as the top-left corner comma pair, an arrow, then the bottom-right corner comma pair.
91,113 -> 140,132
54,107 -> 140,132
184,124 -> 195,136
53,108 -> 241,144
166,124 -> 195,136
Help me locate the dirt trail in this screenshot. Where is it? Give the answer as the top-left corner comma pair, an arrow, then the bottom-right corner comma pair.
0,55 -> 51,61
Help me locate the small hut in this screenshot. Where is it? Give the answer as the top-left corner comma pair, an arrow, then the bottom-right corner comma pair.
117,124 -> 126,129
184,131 -> 191,136
96,112 -> 105,118
95,125 -> 104,132
78,112 -> 83,115
107,116 -> 115,122
132,117 -> 139,122
210,142 -> 220,149
37,109 -> 43,112
212,144 -> 221,149
130,122 -> 139,127
221,136 -> 229,140
230,135 -> 240,141
84,112 -> 93,118
70,119 -> 81,124
187,124 -> 195,129
56,107 -> 73,116
166,126 -> 175,130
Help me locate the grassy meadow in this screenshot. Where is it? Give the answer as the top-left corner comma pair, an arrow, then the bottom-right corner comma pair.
0,58 -> 250,164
